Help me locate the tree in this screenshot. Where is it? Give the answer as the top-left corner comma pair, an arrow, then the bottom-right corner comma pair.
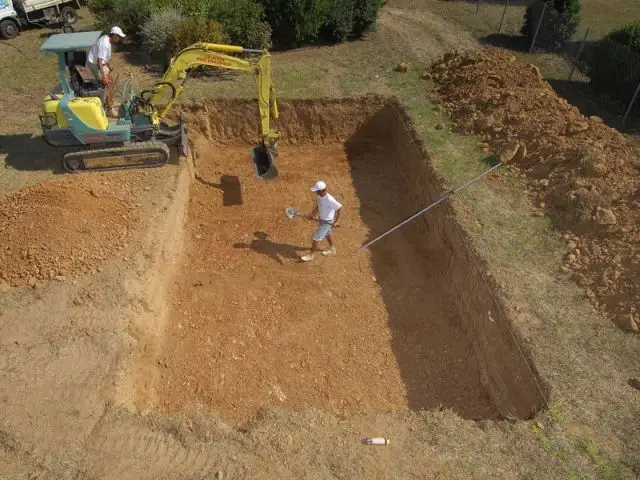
521,0 -> 581,52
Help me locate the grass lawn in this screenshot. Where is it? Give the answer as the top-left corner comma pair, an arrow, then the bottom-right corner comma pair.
0,2 -> 639,478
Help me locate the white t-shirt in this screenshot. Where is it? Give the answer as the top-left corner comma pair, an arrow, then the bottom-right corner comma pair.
87,35 -> 111,64
317,193 -> 342,222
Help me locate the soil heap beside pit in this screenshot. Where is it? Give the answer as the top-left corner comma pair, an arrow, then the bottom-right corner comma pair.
428,48 -> 640,331
0,178 -> 140,286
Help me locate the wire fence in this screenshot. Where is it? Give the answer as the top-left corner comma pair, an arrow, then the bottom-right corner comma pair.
470,0 -> 640,127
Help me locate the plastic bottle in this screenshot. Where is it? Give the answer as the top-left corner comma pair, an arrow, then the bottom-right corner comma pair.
364,437 -> 390,446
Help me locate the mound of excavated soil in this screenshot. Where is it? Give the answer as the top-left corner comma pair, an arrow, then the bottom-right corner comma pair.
0,178 -> 140,287
429,48 -> 640,331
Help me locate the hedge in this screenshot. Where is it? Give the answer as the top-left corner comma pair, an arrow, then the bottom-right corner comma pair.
88,0 -> 271,48
589,21 -> 640,106
259,0 -> 384,48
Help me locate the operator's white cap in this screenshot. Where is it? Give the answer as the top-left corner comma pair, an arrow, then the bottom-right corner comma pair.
110,26 -> 126,38
311,180 -> 327,192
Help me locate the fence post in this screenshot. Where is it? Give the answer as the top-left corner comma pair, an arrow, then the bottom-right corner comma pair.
529,1 -> 547,53
568,27 -> 590,81
498,0 -> 510,34
476,0 -> 481,15
622,79 -> 640,127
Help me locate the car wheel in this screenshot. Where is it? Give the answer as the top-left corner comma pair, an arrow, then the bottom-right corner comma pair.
0,19 -> 19,39
60,6 -> 78,25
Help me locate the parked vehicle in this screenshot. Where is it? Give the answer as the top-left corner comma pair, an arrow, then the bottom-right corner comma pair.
0,0 -> 86,39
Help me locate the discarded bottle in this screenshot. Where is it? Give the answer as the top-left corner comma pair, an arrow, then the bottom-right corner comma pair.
364,437 -> 390,446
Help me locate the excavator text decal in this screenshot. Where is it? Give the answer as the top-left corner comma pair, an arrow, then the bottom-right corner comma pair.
196,54 -> 234,68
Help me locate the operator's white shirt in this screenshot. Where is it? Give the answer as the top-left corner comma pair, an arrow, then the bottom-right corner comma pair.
87,35 -> 112,64
317,193 -> 342,222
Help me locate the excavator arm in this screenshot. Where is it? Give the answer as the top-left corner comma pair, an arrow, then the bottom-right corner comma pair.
145,43 -> 279,148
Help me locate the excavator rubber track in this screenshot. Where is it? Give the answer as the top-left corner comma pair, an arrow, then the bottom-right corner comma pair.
63,141 -> 171,173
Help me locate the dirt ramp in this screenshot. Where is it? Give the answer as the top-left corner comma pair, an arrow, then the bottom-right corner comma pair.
430,49 -> 640,331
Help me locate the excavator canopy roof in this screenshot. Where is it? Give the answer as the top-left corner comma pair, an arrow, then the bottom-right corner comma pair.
40,31 -> 102,54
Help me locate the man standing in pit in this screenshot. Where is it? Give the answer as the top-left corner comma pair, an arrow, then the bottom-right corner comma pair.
86,26 -> 126,117
301,180 -> 343,262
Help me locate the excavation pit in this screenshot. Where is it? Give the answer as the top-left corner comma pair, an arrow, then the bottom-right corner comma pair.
149,98 -> 546,425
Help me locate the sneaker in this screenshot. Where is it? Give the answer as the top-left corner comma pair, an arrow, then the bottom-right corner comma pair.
300,254 -> 315,262
321,247 -> 337,256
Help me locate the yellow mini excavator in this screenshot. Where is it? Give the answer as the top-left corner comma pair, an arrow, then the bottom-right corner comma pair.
39,31 -> 280,179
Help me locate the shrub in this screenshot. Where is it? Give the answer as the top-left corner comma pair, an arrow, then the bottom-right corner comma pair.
207,0 -> 272,48
259,0 -> 330,48
260,0 -> 383,48
589,21 -> 640,106
521,0 -> 581,51
88,0 -> 154,39
322,0 -> 355,42
171,17 -> 230,53
353,0 -> 384,37
140,9 -> 184,61
90,0 -> 270,48
607,20 -> 640,52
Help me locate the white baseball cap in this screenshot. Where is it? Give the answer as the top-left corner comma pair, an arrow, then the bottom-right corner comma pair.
110,26 -> 126,38
311,180 -> 327,192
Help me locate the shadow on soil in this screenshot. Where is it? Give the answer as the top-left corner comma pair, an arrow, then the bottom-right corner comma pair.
0,133 -> 65,173
1,133 -> 184,173
233,231 -> 305,265
343,102 -> 546,420
345,112 -> 498,420
480,33 -> 530,52
547,79 -> 640,133
195,174 -> 244,205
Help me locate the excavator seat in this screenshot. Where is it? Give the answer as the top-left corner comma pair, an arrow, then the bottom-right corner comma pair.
65,50 -> 106,105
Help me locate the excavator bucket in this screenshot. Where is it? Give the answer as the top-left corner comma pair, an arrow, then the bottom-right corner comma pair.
252,144 -> 278,180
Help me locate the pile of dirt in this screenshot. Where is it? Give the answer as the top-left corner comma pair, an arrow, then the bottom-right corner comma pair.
428,48 -> 640,331
0,178 -> 139,287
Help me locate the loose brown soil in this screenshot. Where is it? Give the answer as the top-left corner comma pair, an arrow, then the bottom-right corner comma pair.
429,49 -> 640,331
144,99 -> 545,425
0,174 -> 147,286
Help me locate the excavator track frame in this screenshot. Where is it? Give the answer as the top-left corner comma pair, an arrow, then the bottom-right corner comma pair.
62,141 -> 171,173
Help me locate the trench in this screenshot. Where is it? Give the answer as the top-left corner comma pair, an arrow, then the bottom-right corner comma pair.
145,97 -> 547,424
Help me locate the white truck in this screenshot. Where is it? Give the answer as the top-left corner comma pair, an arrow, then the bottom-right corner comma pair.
0,0 -> 86,39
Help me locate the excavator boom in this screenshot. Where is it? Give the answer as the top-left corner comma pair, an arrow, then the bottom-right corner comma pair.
147,43 -> 280,150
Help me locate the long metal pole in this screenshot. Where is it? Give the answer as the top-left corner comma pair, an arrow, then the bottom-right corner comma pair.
356,162 -> 503,253
529,1 -> 547,53
498,0 -> 510,34
568,27 -> 590,81
622,78 -> 640,126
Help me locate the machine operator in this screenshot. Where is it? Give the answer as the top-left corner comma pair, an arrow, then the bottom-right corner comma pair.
86,26 -> 126,117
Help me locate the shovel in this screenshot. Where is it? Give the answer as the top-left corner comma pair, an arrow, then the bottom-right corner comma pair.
285,207 -> 304,219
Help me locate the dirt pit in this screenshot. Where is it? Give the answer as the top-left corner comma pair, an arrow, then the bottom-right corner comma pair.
145,99 -> 547,425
